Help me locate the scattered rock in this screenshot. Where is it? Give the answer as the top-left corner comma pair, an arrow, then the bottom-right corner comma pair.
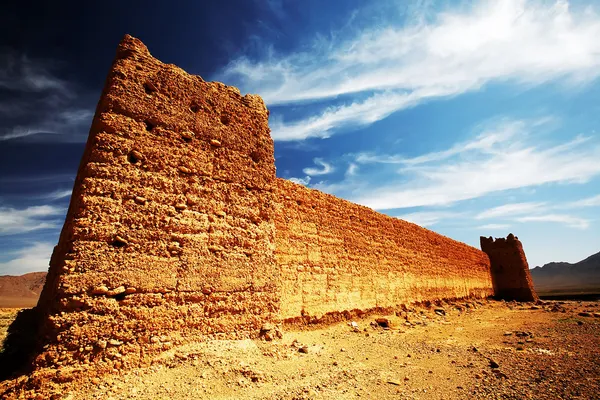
578,312 -> 592,317
375,318 -> 391,328
298,346 -> 309,354
489,359 -> 500,369
434,308 -> 446,316
210,139 -> 222,147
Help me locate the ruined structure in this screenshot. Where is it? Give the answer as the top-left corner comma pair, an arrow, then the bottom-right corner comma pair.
1,36 -> 536,388
480,234 -> 539,302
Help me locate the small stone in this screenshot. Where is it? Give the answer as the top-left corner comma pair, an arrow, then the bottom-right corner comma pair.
109,339 -> 122,347
298,346 -> 309,354
210,139 -> 222,147
593,313 -> 600,318
96,340 -> 107,350
178,166 -> 192,174
261,323 -> 275,332
130,150 -> 143,161
134,196 -> 147,205
489,359 -> 500,369
503,331 -> 512,336
216,210 -> 226,217
578,312 -> 592,317
434,308 -> 446,316
175,203 -> 187,211
109,286 -> 126,296
181,131 -> 194,140
387,380 -> 401,386
375,318 -> 391,328
92,285 -> 109,295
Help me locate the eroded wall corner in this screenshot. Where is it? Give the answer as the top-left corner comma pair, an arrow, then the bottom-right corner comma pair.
480,234 -> 539,302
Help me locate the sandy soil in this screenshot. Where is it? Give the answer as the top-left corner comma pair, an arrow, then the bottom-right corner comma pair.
1,299 -> 599,399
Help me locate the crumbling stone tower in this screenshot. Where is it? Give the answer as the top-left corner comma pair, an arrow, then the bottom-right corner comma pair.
480,234 -> 539,302
32,34 -> 281,374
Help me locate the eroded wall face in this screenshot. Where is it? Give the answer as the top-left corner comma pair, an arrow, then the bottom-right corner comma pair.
274,179 -> 494,319
480,235 -> 538,302
35,35 -> 279,371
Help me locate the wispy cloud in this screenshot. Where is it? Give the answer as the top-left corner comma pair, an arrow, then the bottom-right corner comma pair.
0,108 -> 93,142
220,0 -> 600,140
567,194 -> 600,208
0,49 -> 94,142
477,223 -> 511,230
396,211 -> 463,227
476,202 -> 546,219
313,118 -> 600,210
0,52 -> 68,93
0,242 -> 53,275
0,205 -> 64,236
288,176 -> 311,186
302,158 -> 335,176
517,214 -> 590,229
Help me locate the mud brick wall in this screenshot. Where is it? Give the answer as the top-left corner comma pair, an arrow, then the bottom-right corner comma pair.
274,179 -> 494,320
480,234 -> 539,302
33,35 -> 279,373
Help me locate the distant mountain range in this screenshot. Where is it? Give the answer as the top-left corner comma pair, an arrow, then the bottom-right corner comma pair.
530,251 -> 600,295
0,272 -> 47,308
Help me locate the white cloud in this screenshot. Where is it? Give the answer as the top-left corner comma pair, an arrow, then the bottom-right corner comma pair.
0,205 -> 64,235
476,202 -> 546,219
0,242 -> 53,275
517,214 -> 590,229
567,194 -> 600,207
302,158 -> 335,176
0,108 -> 93,142
220,0 -> 600,140
346,163 -> 359,177
317,118 -> 600,210
477,223 -> 511,230
288,176 -> 311,186
396,211 -> 462,227
0,53 -> 68,93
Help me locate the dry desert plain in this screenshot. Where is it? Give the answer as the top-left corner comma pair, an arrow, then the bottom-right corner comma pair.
1,298 -> 599,399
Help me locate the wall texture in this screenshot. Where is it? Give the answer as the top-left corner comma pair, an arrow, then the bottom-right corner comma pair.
481,234 -> 539,302
274,179 -> 494,320
2,36 -> 538,388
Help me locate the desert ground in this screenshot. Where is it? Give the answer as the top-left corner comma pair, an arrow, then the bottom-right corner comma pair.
1,299 -> 599,400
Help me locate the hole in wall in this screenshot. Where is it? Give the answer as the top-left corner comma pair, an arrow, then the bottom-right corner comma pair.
220,114 -> 230,125
145,121 -> 155,131
144,82 -> 157,95
113,292 -> 127,301
128,151 -> 140,164
111,238 -> 127,248
250,151 -> 261,163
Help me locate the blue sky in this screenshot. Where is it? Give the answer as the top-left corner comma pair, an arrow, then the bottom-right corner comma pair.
1,0 -> 599,274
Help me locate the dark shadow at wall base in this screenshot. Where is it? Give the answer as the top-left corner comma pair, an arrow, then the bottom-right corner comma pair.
0,307 -> 42,381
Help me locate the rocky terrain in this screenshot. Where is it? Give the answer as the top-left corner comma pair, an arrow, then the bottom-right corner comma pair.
0,272 -> 46,308
531,251 -> 600,296
1,299 -> 598,399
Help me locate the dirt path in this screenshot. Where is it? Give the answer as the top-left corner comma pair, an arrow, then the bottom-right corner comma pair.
2,300 -> 599,399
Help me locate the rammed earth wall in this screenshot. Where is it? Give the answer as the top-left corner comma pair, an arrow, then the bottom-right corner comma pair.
274,179 -> 494,320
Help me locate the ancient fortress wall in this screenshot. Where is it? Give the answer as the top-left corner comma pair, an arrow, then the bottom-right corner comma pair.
3,36 -> 538,386
274,179 -> 494,320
